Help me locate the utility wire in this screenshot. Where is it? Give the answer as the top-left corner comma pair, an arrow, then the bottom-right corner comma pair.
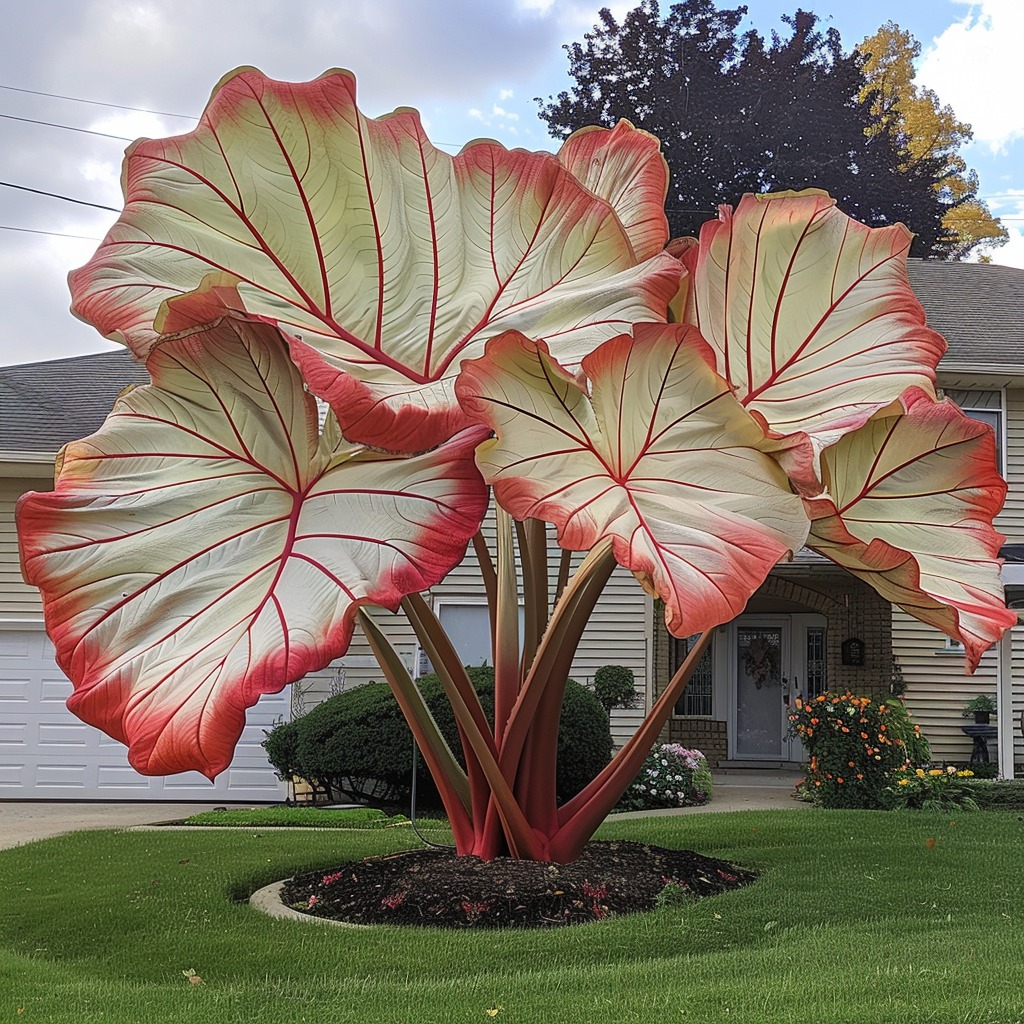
0,111 -> 133,141
0,224 -> 102,241
0,181 -> 118,212
0,83 -> 195,120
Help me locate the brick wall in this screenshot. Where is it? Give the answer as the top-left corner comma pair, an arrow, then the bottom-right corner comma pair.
666,718 -> 728,765
652,567 -> 893,762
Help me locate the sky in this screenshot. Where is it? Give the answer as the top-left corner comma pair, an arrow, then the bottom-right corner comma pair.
1,0 -> 1021,366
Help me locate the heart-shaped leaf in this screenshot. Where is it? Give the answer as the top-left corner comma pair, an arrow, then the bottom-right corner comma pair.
806,388 -> 1014,671
70,68 -> 682,452
16,318 -> 488,776
685,190 -> 947,485
456,325 -> 809,637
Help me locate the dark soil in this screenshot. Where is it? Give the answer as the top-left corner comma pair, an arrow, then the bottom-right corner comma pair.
279,840 -> 757,929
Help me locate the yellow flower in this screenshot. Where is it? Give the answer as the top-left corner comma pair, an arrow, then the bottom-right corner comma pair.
929,769 -> 944,777
897,779 -> 909,786
916,769 -> 926,777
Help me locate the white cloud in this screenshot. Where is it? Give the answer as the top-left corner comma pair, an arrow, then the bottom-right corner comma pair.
499,88 -> 514,101
982,190 -> 1024,269
918,1 -> 1024,152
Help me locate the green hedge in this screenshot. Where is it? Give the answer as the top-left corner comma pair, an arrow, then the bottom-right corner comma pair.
968,779 -> 1024,810
264,666 -> 613,809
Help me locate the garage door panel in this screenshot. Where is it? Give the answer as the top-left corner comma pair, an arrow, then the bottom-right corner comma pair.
0,720 -> 27,747
0,678 -> 31,703
0,633 -> 30,657
34,763 -> 92,789
0,626 -> 289,802
38,722 -> 90,746
39,677 -> 72,703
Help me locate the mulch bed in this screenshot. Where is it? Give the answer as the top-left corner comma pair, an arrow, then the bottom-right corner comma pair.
279,839 -> 757,929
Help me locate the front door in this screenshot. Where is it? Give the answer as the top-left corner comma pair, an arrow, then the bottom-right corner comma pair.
733,619 -> 798,760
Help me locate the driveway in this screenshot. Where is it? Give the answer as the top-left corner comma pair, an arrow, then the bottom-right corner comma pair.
0,802 -> 240,850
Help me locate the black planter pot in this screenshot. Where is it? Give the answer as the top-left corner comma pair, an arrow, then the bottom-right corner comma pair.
974,711 -> 991,724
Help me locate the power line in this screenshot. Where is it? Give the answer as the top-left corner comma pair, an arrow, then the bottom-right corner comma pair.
0,181 -> 118,212
0,224 -> 102,241
0,112 -> 133,142
0,83 -> 195,120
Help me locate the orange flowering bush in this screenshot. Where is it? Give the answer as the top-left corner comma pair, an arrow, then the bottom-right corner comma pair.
788,691 -> 928,809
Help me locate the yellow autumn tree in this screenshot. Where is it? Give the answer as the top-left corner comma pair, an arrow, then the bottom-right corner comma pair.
858,22 -> 1006,259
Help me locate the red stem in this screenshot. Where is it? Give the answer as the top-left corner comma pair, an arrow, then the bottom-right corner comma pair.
548,628 -> 716,862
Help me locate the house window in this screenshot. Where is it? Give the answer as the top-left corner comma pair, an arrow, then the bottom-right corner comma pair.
805,627 -> 827,698
942,389 -> 1003,471
671,633 -> 713,717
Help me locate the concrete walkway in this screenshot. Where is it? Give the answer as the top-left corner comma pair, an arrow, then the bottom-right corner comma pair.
0,771 -> 809,851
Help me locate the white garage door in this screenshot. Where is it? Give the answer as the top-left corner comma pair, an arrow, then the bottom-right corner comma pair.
0,626 -> 288,802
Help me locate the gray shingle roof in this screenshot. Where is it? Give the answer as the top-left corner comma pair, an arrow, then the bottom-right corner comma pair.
2,259 -> 1022,456
907,259 -> 1024,368
1,349 -> 149,453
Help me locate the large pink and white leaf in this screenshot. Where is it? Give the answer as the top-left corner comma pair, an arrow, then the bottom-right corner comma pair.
456,325 -> 809,637
556,120 -> 669,262
686,190 -> 947,483
806,388 -> 1014,672
69,67 -> 682,452
16,319 -> 488,777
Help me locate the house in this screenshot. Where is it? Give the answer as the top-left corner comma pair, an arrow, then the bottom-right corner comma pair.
1,260 -> 1022,800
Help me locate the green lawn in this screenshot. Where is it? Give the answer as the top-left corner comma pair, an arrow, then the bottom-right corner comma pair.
2,809 -> 1023,1023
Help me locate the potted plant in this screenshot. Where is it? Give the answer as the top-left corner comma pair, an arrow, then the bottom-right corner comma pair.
963,694 -> 998,724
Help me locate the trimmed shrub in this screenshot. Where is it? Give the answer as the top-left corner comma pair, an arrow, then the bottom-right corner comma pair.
968,779 -> 1024,810
261,718 -> 302,783
788,691 -> 927,809
615,744 -> 712,811
293,682 -> 412,803
264,667 -> 612,809
593,664 -> 637,714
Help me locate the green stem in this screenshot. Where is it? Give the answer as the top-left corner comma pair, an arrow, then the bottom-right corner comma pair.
357,610 -> 473,851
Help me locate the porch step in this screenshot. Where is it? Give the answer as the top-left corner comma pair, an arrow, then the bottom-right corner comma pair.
715,760 -> 804,772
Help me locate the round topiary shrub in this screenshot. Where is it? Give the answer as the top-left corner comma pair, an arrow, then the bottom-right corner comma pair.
265,667 -> 613,809
592,664 -> 637,714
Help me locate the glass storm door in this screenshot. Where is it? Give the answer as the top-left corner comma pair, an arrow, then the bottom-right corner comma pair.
734,623 -> 791,759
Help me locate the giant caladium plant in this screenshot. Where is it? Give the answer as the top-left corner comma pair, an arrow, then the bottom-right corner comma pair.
18,68 -> 1014,862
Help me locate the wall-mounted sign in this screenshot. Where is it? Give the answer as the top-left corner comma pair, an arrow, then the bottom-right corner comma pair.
841,637 -> 865,667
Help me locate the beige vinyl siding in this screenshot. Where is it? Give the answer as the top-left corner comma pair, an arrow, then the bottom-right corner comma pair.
897,385 -> 1024,765
0,477 -> 44,621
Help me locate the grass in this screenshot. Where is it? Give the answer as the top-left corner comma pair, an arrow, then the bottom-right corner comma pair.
3,809 -> 1024,1023
181,805 -> 450,831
